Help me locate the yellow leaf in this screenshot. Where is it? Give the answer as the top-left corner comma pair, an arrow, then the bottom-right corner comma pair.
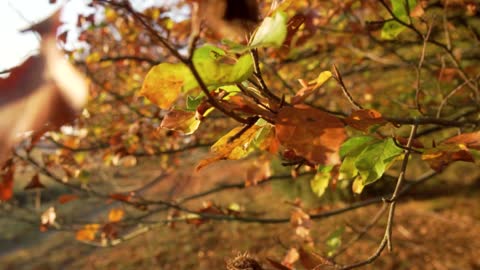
108,208 -> 125,223
139,63 -> 193,109
196,125 -> 260,170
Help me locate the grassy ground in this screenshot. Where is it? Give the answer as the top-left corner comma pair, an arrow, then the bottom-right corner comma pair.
1,155 -> 480,270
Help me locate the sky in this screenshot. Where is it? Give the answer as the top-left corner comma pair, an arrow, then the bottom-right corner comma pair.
0,0 -> 187,72
0,0 -> 96,71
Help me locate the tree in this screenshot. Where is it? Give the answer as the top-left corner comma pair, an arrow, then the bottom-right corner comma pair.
1,0 -> 479,269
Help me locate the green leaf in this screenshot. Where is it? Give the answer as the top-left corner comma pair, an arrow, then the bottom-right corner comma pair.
381,0 -> 416,40
140,45 -> 253,109
310,165 -> 333,197
250,12 -> 288,48
339,135 -> 377,158
186,95 -> 204,111
354,138 -> 403,187
326,226 -> 345,257
193,45 -> 254,87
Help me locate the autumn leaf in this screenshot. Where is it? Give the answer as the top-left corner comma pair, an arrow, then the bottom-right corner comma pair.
139,63 -> 194,109
291,71 -> 332,105
298,246 -> 335,269
109,193 -> 132,203
282,248 -> 300,268
275,105 -> 346,165
108,208 -> 125,223
310,165 -> 337,197
422,144 -> 474,172
196,125 -> 260,170
443,131 -> 480,150
267,258 -> 293,270
421,131 -> 480,171
0,161 -> 15,201
345,109 -> 387,132
139,45 -> 253,109
161,110 -> 201,135
58,194 -> 79,204
76,224 -> 100,242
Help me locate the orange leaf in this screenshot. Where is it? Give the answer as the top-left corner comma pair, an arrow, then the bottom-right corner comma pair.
24,174 -> 45,190
58,194 -> 79,204
0,162 -> 15,201
275,105 -> 346,165
344,109 -> 386,132
76,224 -> 100,242
108,208 -> 125,223
109,193 -> 132,203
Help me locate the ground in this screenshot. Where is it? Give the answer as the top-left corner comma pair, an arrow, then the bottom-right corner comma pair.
1,154 -> 480,270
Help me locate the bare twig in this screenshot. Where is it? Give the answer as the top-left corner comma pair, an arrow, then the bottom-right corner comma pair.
332,65 -> 363,110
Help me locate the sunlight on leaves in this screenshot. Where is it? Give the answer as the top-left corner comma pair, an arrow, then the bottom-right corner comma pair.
76,224 -> 100,242
108,208 -> 125,223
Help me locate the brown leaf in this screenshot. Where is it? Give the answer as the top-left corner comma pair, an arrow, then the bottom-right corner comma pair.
345,109 -> 386,132
24,174 -> 45,190
275,105 -> 346,165
422,144 -> 474,172
444,131 -> 480,150
221,95 -> 276,120
298,247 -> 335,270
109,193 -> 132,203
267,258 -> 292,270
160,110 -> 200,135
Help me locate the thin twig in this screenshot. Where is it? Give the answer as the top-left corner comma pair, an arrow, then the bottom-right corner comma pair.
332,64 -> 363,110
339,125 -> 418,269
415,23 -> 433,114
